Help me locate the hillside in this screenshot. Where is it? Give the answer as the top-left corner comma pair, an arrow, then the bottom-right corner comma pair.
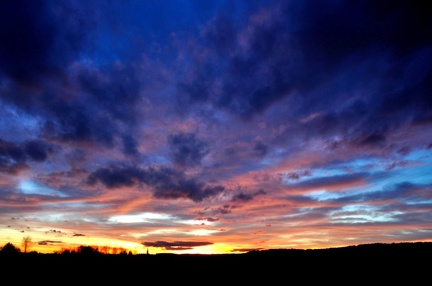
1,242 -> 430,282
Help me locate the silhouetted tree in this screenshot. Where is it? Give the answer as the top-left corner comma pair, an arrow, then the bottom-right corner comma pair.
77,245 -> 100,255
0,242 -> 21,255
59,249 -> 70,255
100,246 -> 109,254
21,235 -> 32,253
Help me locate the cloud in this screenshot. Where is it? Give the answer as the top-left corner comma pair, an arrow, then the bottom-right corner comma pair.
0,0 -> 95,85
214,204 -> 234,215
167,132 -> 209,167
176,0 -> 432,153
336,182 -> 432,204
231,247 -> 263,253
87,164 -> 225,202
252,142 -> 268,158
285,172 -> 368,192
44,229 -> 65,236
231,189 -> 266,202
284,170 -> 312,181
0,2 -> 145,156
0,138 -> 53,173
0,139 -> 25,162
73,233 -> 86,237
121,135 -> 139,156
142,240 -> 213,251
87,164 -> 141,189
38,240 -> 63,246
24,140 -> 51,162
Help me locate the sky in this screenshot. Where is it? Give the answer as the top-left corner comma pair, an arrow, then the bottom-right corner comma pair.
1,0 -> 431,255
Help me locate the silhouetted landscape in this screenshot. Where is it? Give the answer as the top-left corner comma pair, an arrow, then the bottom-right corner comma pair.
1,4 -> 432,283
2,241 -> 431,273
1,241 -> 430,284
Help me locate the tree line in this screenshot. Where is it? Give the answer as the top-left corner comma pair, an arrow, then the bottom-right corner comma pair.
0,236 -> 136,255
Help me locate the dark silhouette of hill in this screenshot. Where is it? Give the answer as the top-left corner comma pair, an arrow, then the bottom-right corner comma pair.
1,241 -> 430,282
2,241 -> 431,261
0,242 -> 20,255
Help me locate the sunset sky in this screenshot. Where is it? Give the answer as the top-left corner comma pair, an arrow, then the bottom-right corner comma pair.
1,0 -> 431,255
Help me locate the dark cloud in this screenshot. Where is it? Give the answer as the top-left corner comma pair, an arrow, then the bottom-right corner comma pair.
0,1 -> 142,155
0,0 -> 95,85
202,13 -> 238,56
232,192 -> 253,202
121,135 -> 139,156
142,240 -> 213,251
36,63 -> 141,149
177,0 -> 432,150
44,229 -> 64,235
286,0 -> 432,75
38,240 -> 63,246
176,1 -> 294,119
252,142 -> 268,158
397,147 -> 410,156
73,233 -> 85,237
0,138 -> 53,173
356,133 -> 387,147
0,61 -> 143,155
0,0 -> 56,83
215,204 -> 234,215
0,139 -> 25,162
232,189 -> 266,202
167,132 -> 210,167
385,161 -> 410,171
24,140 -> 51,162
231,247 -> 263,253
284,170 -> 312,181
87,164 -> 142,189
87,164 -> 225,202
285,173 -> 368,191
76,64 -> 142,124
195,216 -> 219,223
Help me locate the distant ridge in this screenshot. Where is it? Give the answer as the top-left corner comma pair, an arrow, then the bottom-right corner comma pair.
244,241 -> 432,255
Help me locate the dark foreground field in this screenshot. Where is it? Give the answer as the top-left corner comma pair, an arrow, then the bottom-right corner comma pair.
2,242 -> 431,282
